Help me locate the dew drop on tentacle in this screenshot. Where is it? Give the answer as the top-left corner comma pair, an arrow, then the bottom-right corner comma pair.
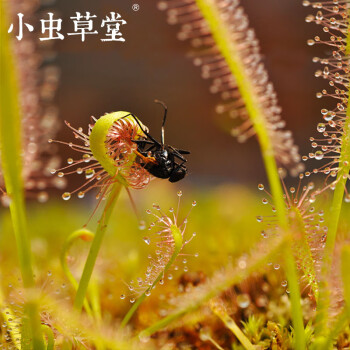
139,220 -> 146,230
256,216 -> 263,223
62,192 -> 71,201
317,123 -> 326,132
78,191 -> 85,199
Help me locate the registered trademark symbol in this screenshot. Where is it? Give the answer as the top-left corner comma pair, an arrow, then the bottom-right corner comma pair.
132,4 -> 140,11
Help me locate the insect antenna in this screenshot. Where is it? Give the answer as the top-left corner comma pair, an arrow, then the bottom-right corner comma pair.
154,99 -> 168,146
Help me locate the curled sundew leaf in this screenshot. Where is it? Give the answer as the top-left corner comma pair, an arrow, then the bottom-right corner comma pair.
121,193 -> 197,326
50,113 -> 152,201
0,0 -> 64,203
138,234 -> 285,340
41,324 -> 55,350
60,228 -> 94,316
158,0 -> 303,176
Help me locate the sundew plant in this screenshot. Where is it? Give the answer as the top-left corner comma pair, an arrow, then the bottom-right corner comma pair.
2,0 -> 350,349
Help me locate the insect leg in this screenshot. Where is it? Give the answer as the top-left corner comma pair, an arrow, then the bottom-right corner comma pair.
131,139 -> 154,145
177,149 -> 190,155
169,146 -> 188,162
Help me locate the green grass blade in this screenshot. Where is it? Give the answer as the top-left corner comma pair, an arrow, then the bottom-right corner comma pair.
0,2 -> 44,349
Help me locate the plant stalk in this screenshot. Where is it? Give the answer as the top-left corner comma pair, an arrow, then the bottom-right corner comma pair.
74,182 -> 122,311
0,2 -> 45,348
193,1 -> 305,347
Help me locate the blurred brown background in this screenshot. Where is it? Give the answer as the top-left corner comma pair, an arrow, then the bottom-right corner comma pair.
47,0 -> 327,185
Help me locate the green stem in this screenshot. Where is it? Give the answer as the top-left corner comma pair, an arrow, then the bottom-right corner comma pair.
193,1 -> 304,347
0,2 -> 45,349
121,225 -> 183,327
74,182 -> 122,311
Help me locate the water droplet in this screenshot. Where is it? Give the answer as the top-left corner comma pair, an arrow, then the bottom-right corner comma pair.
192,201 -> 197,207
237,294 -> 250,308
281,280 -> 288,287
177,191 -> 182,197
258,184 -> 264,190
130,298 -> 135,303
143,237 -> 151,245
256,216 -> 263,223
152,203 -> 160,210
58,172 -> 64,178
85,169 -> 95,179
139,220 -> 146,230
273,264 -> 280,270
74,191 -> 84,199
50,169 -> 57,174
83,154 -> 91,162
262,198 -> 268,204
315,151 -> 324,160
62,192 -> 71,201
67,158 -> 74,164
317,123 -> 326,133
145,290 -> 151,297
167,274 -> 173,280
